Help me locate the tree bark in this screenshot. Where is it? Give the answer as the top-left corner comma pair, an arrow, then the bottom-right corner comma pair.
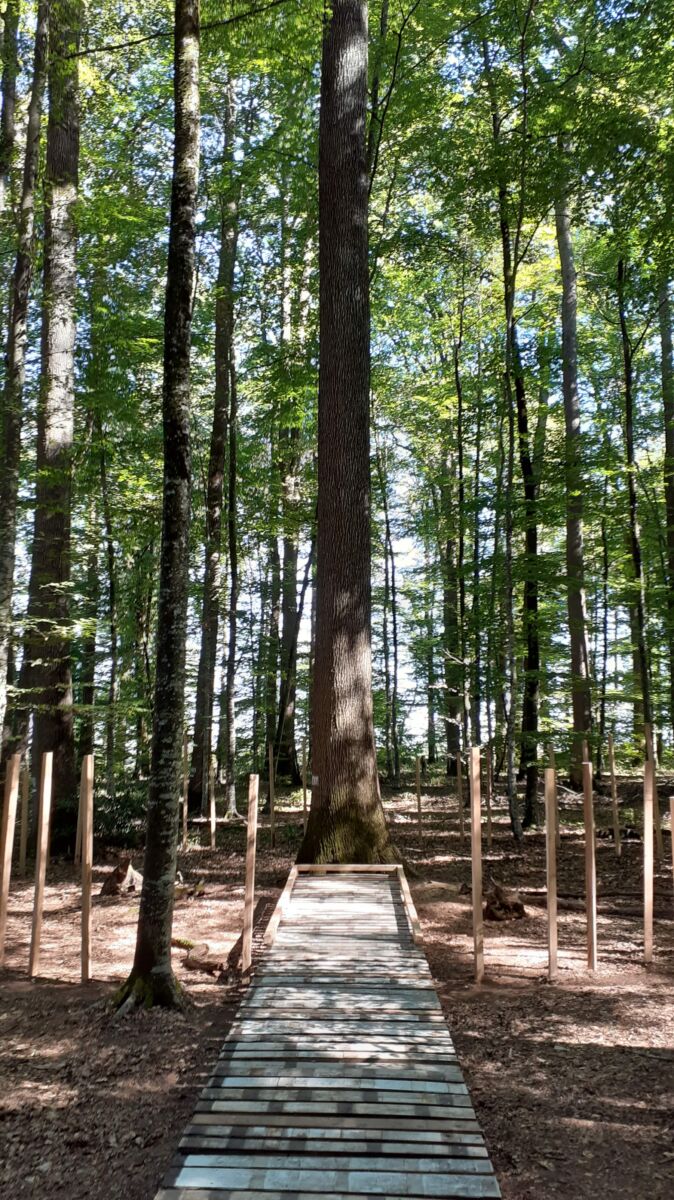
298,0 -> 393,864
555,183 -> 592,786
223,357 -> 239,818
617,258 -> 652,733
189,83 -> 238,814
22,0 -> 82,832
658,280 -> 674,740
0,0 -> 19,214
0,0 -> 49,743
116,0 -> 200,1011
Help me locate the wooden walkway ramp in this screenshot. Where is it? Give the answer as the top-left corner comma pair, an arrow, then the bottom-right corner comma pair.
156,865 -> 501,1200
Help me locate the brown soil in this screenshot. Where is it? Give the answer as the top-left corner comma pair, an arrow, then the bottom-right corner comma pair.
0,778 -> 672,1200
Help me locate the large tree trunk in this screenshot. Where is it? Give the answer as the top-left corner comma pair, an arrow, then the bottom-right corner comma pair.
23,0 -> 82,835
0,0 -> 19,215
298,0 -> 392,864
555,184 -> 592,786
189,85 -> 238,814
116,0 -> 200,1011
658,280 -> 674,740
0,0 -> 49,744
223,357 -> 239,818
617,259 -> 652,733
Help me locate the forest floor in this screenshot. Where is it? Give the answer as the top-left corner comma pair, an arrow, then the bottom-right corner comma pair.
0,776 -> 672,1200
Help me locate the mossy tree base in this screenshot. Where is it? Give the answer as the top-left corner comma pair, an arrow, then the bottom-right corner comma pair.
113,968 -> 187,1015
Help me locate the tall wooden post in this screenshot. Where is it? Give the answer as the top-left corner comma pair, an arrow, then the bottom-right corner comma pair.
181,731 -> 189,850
268,742 -> 275,849
209,755 -> 216,851
18,765 -> 29,876
241,774 -> 259,974
583,758 -> 597,970
29,753 -> 53,979
607,733 -> 621,857
80,754 -> 94,983
74,783 -> 82,868
469,747 -> 484,984
547,745 -> 559,850
457,753 -> 464,847
485,744 -> 493,851
544,767 -> 558,982
643,757 -> 654,965
302,739 -> 308,833
644,723 -> 664,859
415,756 -> 422,842
0,753 -> 21,965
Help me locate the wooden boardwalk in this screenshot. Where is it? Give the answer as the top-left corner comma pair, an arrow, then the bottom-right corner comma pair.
156,865 -> 501,1199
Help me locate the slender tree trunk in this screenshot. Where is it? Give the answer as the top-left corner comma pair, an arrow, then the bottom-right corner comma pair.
658,280 -> 674,739
298,0 -> 392,863
425,541 -> 437,764
99,430 -> 118,801
117,0 -> 200,1011
375,442 -> 399,784
276,429 -> 302,783
617,259 -> 652,733
189,85 -> 238,813
0,0 -> 19,215
224,357 -> 239,818
0,0 -> 49,742
23,0 -> 82,834
78,498 -> 98,761
382,528 -> 393,779
555,183 -> 592,786
472,369 -> 482,745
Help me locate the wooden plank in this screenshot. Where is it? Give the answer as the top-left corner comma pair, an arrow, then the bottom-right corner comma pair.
582,758 -> 597,970
484,746 -> 492,852
396,867 -> 422,944
182,732 -> 189,851
644,757 -> 654,965
181,1126 -> 486,1150
263,866 -> 298,947
544,767 -> 557,982
163,1165 -> 500,1197
469,747 -> 483,984
242,774 -> 259,974
268,742 -> 275,849
177,1153 -> 492,1176
80,753 -> 94,982
607,732 -> 620,857
18,763 -> 29,876
189,1112 -> 482,1133
0,752 -> 21,964
29,752 -> 53,979
295,864 -> 399,874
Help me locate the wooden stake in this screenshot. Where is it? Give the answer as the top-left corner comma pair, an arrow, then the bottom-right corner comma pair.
583,758 -> 597,970
181,732 -> 189,851
80,754 -> 94,983
301,740 -> 307,833
469,747 -> 483,984
457,753 -> 464,847
19,765 -> 29,876
544,767 -> 558,982
669,796 -> 674,907
415,756 -> 422,842
607,732 -> 621,857
241,774 -> 259,974
0,753 -> 21,965
485,745 -> 493,851
643,757 -> 654,965
29,753 -> 53,979
209,755 -> 216,851
548,745 -> 559,849
268,742 -> 275,849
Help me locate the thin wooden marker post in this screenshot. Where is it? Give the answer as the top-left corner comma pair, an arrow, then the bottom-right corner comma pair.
80,754 -> 94,983
268,742 -> 275,849
29,752 -> 53,979
544,767 -> 558,982
469,747 -> 484,983
415,756 -> 422,842
19,765 -> 29,876
583,758 -> 597,970
644,723 -> 664,859
457,753 -> 464,847
301,740 -> 307,833
643,757 -> 654,965
485,745 -> 493,851
670,797 -> 674,905
209,755 -> 216,851
607,733 -> 621,857
0,753 -> 21,965
241,774 -> 259,974
181,732 -> 188,850
548,745 -> 560,850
